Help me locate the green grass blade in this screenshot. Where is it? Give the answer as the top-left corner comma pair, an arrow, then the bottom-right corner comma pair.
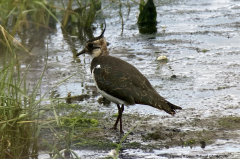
42,139 -> 65,159
33,1 -> 62,27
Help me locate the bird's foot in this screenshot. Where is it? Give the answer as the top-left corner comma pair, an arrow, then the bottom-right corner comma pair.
110,126 -> 124,134
111,126 -> 117,130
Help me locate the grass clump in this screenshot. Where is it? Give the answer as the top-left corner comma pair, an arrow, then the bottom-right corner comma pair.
125,141 -> 141,149
0,52 -> 45,158
0,0 -> 103,52
142,131 -> 167,140
137,0 -> 157,34
218,116 -> 240,129
0,0 -> 56,35
62,116 -> 99,127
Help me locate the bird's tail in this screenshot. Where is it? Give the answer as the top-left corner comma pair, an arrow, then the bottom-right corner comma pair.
151,95 -> 182,115
134,90 -> 182,115
164,101 -> 182,115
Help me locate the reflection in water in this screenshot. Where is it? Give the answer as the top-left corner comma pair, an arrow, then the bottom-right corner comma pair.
61,0 -> 103,58
65,93 -> 111,106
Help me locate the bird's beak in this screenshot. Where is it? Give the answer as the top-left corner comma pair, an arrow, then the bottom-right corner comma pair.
76,48 -> 87,56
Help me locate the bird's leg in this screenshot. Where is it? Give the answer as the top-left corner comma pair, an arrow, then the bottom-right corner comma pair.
119,104 -> 124,133
113,104 -> 121,130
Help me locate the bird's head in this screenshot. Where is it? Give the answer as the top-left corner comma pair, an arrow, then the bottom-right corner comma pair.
76,23 -> 108,58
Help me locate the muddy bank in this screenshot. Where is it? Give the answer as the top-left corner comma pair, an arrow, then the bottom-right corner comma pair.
37,101 -> 240,158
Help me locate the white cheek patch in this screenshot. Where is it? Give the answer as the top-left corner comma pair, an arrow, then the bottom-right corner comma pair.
95,40 -> 100,44
92,49 -> 102,58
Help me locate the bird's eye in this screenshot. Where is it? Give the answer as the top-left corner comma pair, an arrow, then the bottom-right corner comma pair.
88,43 -> 93,48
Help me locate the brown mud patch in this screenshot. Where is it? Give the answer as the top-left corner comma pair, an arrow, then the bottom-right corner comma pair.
38,102 -> 240,158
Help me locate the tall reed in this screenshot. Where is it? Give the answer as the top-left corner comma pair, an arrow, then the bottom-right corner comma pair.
0,50 -> 44,158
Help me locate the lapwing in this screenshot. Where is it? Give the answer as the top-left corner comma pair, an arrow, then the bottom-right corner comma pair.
76,24 -> 182,133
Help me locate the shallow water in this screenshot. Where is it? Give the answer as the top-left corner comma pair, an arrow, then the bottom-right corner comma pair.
5,0 -> 240,158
